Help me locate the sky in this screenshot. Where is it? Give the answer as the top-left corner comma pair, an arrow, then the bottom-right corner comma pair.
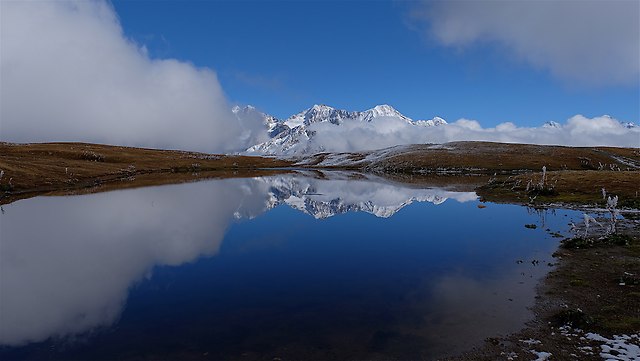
112,0 -> 639,125
1,0 -> 638,152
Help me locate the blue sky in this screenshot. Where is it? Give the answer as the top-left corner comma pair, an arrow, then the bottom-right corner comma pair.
112,0 -> 639,126
3,0 -> 638,152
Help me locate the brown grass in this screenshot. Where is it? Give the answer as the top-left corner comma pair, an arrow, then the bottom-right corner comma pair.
478,171 -> 640,208
363,142 -> 640,174
0,142 -> 294,204
2,141 -> 638,208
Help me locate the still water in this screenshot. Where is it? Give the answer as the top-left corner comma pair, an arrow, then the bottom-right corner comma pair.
0,173 -> 580,360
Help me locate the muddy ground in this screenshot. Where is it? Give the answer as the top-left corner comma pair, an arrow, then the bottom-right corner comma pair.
449,216 -> 640,361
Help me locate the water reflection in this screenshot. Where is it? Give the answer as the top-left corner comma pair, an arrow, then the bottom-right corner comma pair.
0,174 -> 571,359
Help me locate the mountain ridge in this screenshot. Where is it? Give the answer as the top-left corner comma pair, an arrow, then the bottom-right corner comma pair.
234,104 -> 448,155
233,104 -> 638,155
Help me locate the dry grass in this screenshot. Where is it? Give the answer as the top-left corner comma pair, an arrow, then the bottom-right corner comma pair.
364,142 -> 640,174
478,171 -> 640,208
1,141 -> 638,207
0,142 -> 293,204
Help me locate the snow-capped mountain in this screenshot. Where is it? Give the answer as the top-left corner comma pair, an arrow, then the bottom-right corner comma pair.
283,104 -> 413,128
236,104 -> 639,155
542,121 -> 562,129
415,116 -> 447,127
238,104 -> 447,155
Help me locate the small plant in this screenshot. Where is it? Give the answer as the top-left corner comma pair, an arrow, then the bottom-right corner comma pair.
0,173 -> 13,192
606,195 -> 619,234
561,236 -> 593,249
582,213 -> 600,237
539,165 -> 547,188
561,234 -> 635,249
524,166 -> 557,201
551,309 -> 594,329
190,163 -> 201,172
80,151 -> 105,162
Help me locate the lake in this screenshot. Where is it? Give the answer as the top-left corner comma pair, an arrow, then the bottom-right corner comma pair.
0,173 -> 580,360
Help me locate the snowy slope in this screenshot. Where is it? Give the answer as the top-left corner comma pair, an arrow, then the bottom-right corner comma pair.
240,104 -> 447,155
236,104 -> 638,155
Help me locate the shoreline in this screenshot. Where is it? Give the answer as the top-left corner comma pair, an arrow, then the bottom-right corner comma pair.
2,141 -> 639,358
449,218 -> 640,360
2,141 -> 639,207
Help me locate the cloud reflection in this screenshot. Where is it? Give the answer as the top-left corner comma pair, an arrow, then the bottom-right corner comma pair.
0,175 -> 471,345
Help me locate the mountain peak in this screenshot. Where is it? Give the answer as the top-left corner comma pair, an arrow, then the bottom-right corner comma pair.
363,104 -> 410,122
542,121 -> 562,129
231,104 -> 257,114
245,104 -> 446,155
370,104 -> 396,112
414,116 -> 447,127
309,104 -> 335,111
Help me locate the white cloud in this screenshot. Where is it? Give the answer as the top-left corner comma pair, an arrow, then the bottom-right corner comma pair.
410,0 -> 640,86
0,1 -> 262,152
305,115 -> 638,153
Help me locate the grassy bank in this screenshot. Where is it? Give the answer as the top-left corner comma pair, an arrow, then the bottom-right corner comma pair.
0,142 -> 294,204
2,141 -> 639,207
451,220 -> 640,360
477,170 -> 640,209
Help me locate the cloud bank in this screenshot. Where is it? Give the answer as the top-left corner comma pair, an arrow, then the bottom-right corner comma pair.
305,115 -> 639,153
0,1 -> 261,152
411,0 -> 640,86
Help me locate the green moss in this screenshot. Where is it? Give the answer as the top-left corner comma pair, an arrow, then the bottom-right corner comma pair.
605,234 -> 635,246
620,198 -> 640,209
0,184 -> 13,192
561,234 -> 637,249
600,317 -> 640,333
599,305 -> 620,313
551,309 -> 594,329
569,279 -> 587,287
561,237 -> 593,249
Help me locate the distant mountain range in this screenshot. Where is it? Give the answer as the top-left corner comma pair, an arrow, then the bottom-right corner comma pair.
233,104 -> 447,155
233,104 -> 637,155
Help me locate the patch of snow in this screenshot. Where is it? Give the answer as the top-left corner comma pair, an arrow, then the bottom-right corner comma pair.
530,350 -> 552,361
586,333 -> 640,360
521,338 -> 542,345
415,116 -> 448,127
427,144 -> 455,150
609,155 -> 640,170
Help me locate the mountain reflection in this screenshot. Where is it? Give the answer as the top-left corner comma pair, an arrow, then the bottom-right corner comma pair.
0,174 -> 475,346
